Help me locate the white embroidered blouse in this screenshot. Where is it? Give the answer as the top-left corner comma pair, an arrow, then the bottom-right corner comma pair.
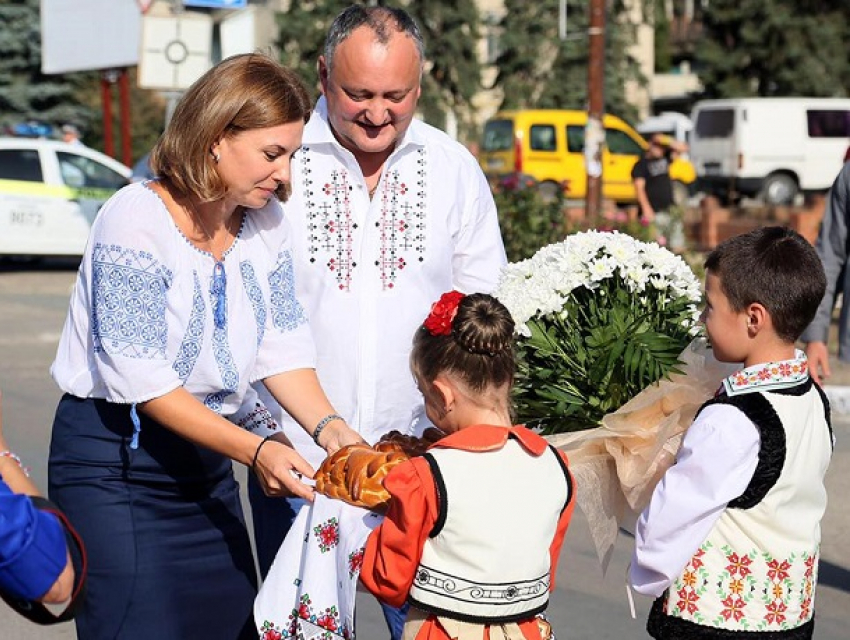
51,182 -> 316,431
257,97 -> 507,468
630,351 -> 813,597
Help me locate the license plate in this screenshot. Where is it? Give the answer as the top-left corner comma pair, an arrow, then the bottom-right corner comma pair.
703,163 -> 721,176
9,210 -> 44,226
487,158 -> 505,170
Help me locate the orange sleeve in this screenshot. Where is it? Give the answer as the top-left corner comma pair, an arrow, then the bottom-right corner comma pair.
360,456 -> 439,608
548,450 -> 576,591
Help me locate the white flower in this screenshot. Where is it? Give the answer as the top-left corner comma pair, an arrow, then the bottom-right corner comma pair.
494,230 -> 701,335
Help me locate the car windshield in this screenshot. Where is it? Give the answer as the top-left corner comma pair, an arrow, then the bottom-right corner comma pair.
57,152 -> 128,189
482,120 -> 514,152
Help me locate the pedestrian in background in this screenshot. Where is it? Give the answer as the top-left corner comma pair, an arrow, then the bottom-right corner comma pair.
802,161 -> 850,384
60,124 -> 84,147
632,133 -> 687,250
47,53 -> 361,640
248,6 -> 507,639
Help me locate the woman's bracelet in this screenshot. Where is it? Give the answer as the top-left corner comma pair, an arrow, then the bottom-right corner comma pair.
312,414 -> 343,446
0,450 -> 30,477
250,435 -> 275,474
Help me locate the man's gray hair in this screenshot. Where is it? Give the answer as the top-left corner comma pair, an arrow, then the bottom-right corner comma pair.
323,5 -> 425,72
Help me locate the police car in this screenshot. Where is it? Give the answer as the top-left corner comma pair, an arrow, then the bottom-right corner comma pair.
0,137 -> 131,258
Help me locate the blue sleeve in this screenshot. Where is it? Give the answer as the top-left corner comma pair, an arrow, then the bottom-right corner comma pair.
0,481 -> 67,601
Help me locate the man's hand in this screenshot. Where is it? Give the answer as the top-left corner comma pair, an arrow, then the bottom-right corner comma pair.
805,341 -> 831,385
318,420 -> 366,456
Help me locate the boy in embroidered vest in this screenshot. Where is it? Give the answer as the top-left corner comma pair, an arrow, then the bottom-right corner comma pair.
360,292 -> 575,640
630,226 -> 834,639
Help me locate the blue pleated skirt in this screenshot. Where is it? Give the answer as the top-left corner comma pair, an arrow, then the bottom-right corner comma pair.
48,395 -> 258,640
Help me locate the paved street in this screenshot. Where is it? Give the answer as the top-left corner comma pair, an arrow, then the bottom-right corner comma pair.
1,261 -> 847,639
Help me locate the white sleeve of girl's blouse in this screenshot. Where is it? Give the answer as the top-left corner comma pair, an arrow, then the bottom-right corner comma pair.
629,403 -> 761,597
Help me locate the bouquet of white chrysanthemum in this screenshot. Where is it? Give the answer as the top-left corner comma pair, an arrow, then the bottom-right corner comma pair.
495,230 -> 702,434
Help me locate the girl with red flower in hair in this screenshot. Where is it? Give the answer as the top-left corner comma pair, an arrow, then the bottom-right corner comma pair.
360,291 -> 576,640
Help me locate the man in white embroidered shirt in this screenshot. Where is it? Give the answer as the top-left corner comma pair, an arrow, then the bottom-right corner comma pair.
250,5 -> 507,639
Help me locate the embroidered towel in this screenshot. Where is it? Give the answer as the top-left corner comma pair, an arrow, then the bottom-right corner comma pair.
254,494 -> 383,640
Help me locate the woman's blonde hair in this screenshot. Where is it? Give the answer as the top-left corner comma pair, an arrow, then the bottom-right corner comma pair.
150,53 -> 312,201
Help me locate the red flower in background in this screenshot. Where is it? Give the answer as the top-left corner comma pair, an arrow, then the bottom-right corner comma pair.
424,291 -> 465,336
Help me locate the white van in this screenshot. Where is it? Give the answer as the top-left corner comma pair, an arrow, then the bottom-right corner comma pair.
689,97 -> 850,205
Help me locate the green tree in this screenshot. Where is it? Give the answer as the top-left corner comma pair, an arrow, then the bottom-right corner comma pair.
653,0 -> 672,73
697,0 -> 850,97
0,0 -> 165,164
406,0 -> 483,141
493,0 -> 644,123
275,0 -> 351,99
0,0 -> 94,132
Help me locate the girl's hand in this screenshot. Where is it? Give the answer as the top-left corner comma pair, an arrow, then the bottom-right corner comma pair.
317,419 -> 366,455
253,437 -> 316,501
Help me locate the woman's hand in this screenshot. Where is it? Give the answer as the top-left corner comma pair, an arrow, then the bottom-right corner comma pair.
252,436 -> 316,501
317,419 -> 366,455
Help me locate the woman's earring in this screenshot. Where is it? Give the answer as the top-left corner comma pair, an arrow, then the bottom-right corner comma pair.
212,151 -> 220,163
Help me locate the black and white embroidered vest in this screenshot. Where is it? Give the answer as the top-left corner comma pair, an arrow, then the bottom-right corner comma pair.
407,437 -> 573,623
648,379 -> 833,639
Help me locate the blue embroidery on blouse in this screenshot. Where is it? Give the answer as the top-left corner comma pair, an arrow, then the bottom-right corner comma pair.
91,244 -> 172,358
172,271 -> 206,382
205,265 -> 238,411
240,261 -> 266,347
269,250 -> 307,331
204,390 -> 230,413
210,260 -> 227,329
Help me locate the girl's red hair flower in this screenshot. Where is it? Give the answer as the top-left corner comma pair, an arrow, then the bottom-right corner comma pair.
424,290 -> 465,336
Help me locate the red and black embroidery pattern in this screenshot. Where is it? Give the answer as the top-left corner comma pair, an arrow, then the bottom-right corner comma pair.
302,147 -> 427,292
374,150 -> 427,290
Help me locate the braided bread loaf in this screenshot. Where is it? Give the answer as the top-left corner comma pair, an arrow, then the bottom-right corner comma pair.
314,428 -> 443,511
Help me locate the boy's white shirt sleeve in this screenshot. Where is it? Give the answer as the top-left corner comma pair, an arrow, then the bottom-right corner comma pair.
629,402 -> 761,597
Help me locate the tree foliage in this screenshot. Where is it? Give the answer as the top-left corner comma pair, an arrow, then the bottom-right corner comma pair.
0,0 -> 165,164
493,0 -> 644,123
0,0 -> 93,131
697,0 -> 850,97
275,0 -> 351,100
406,0 -> 482,141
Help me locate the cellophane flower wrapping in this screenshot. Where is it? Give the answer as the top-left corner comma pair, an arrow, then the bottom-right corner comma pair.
494,231 -> 728,567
